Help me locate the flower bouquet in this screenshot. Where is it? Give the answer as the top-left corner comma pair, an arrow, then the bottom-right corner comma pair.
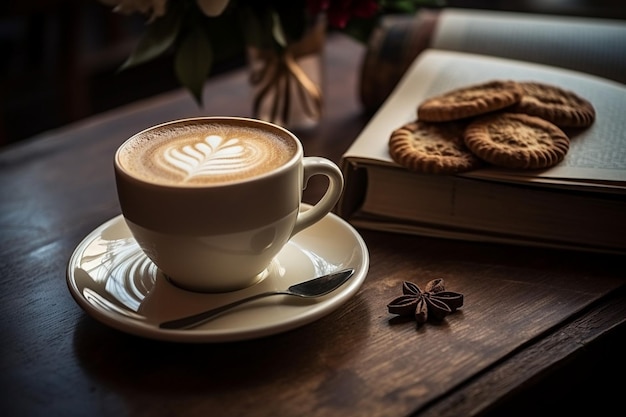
99,0 -> 439,125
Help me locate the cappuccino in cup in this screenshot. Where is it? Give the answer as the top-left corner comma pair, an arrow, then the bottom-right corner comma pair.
114,117 -> 343,292
117,121 -> 298,186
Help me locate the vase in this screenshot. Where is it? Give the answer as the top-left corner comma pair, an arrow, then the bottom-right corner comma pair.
246,16 -> 326,130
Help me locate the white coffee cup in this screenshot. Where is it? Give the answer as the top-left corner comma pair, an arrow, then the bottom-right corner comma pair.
114,117 -> 343,292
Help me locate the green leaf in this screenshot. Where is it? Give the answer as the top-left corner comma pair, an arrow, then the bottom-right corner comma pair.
120,9 -> 183,70
174,26 -> 213,105
274,3 -> 307,44
271,12 -> 287,48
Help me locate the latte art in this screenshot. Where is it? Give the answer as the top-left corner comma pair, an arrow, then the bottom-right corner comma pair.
118,121 -> 298,186
164,135 -> 264,181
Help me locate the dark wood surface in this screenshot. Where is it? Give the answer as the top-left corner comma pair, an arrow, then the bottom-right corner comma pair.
1,34 -> 624,417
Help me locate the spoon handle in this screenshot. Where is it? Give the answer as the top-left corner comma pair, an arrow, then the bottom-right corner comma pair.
159,291 -> 282,330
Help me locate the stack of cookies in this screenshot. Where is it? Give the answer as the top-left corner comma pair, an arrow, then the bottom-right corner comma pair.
388,80 -> 595,174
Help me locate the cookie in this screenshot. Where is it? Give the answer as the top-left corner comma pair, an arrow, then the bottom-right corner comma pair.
463,113 -> 570,170
389,120 -> 483,174
511,81 -> 595,128
417,80 -> 524,122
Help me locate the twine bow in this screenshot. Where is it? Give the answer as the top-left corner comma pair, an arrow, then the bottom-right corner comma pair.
249,50 -> 322,126
247,17 -> 325,127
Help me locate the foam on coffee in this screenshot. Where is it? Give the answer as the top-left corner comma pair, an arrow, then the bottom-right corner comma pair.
118,121 -> 298,186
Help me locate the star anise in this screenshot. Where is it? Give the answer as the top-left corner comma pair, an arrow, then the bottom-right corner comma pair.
387,279 -> 464,324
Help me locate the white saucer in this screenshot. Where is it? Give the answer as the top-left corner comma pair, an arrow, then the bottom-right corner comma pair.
66,209 -> 369,343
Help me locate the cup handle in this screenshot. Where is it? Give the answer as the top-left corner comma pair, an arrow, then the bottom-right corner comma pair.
291,157 -> 344,236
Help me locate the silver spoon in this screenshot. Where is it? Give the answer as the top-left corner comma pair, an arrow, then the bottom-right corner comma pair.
159,268 -> 355,330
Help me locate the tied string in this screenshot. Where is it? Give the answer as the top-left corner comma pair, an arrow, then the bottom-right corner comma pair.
248,17 -> 325,126
249,48 -> 322,126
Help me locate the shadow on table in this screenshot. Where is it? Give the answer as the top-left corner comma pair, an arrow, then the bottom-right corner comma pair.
72,291 -> 372,413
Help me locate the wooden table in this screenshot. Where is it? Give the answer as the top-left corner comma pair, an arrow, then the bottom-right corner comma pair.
1,34 -> 624,417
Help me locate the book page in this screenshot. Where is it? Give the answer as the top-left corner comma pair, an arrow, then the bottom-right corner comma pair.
432,8 -> 626,85
343,49 -> 626,189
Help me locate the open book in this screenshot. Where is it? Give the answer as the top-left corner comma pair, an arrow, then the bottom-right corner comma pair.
339,8 -> 626,254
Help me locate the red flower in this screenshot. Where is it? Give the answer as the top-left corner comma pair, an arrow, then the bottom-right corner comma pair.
307,0 -> 379,28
